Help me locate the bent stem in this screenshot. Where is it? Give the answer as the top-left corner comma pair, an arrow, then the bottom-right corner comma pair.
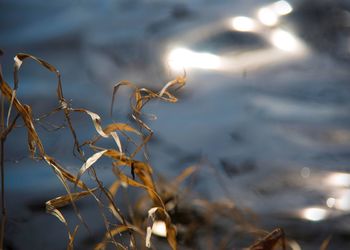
0,139 -> 5,250
0,84 -> 5,249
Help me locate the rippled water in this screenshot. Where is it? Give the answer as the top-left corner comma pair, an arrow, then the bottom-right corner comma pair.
2,0 -> 350,249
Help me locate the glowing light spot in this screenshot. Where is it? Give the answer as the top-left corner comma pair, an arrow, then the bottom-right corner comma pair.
301,167 -> 310,178
271,29 -> 300,52
168,48 -> 221,70
326,197 -> 336,208
231,16 -> 257,32
272,1 -> 293,15
152,221 -> 167,237
335,190 -> 350,211
301,207 -> 328,221
325,172 -> 350,187
257,7 -> 278,26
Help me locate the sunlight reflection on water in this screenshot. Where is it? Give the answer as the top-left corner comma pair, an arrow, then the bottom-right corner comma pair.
300,207 -> 329,221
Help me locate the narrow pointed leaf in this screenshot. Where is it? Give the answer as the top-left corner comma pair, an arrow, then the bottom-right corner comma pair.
76,150 -> 107,183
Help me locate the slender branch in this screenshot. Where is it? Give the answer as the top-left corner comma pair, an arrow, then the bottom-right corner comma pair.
0,138 -> 5,250
0,77 -> 5,249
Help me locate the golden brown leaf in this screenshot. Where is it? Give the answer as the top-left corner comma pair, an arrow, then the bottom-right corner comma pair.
76,150 -> 107,184
47,188 -> 98,209
248,228 -> 286,250
45,203 -> 67,225
172,165 -> 198,187
103,123 -> 141,136
320,236 -> 332,250
116,170 -> 163,207
159,76 -> 186,98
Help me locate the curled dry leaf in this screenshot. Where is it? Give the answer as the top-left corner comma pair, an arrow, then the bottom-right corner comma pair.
46,205 -> 67,225
103,123 -> 141,136
110,80 -> 140,117
84,110 -> 108,137
110,131 -> 123,154
73,109 -> 108,137
46,188 -> 98,209
159,75 -> 186,98
74,109 -> 128,153
13,54 -> 62,95
109,76 -> 186,165
115,170 -> 164,208
87,123 -> 141,148
76,150 -> 108,185
110,75 -> 185,134
45,200 -> 79,250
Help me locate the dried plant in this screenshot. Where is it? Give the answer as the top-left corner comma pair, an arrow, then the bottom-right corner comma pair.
0,52 -> 327,250
0,53 -> 186,250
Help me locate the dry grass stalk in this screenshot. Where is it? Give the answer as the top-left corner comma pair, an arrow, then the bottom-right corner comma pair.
0,53 -> 185,249
0,52 -> 315,250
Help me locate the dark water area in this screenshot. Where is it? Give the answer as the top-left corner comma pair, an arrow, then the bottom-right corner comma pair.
1,0 -> 350,249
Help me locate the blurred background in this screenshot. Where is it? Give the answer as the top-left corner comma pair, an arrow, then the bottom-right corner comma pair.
1,0 -> 350,249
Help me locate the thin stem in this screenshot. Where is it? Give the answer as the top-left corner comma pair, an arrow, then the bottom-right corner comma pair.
0,84 -> 6,249
0,139 -> 5,249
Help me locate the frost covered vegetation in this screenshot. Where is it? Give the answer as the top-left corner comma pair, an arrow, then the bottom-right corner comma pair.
0,53 -> 328,250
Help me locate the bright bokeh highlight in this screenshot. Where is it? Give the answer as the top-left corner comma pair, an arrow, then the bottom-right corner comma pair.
257,1 -> 293,26
334,190 -> 350,211
326,197 -> 336,208
301,167 -> 311,178
325,172 -> 350,187
152,221 -> 167,237
301,207 -> 328,221
272,1 -> 293,15
168,48 -> 221,70
232,16 -> 257,32
270,29 -> 301,52
257,7 -> 279,26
